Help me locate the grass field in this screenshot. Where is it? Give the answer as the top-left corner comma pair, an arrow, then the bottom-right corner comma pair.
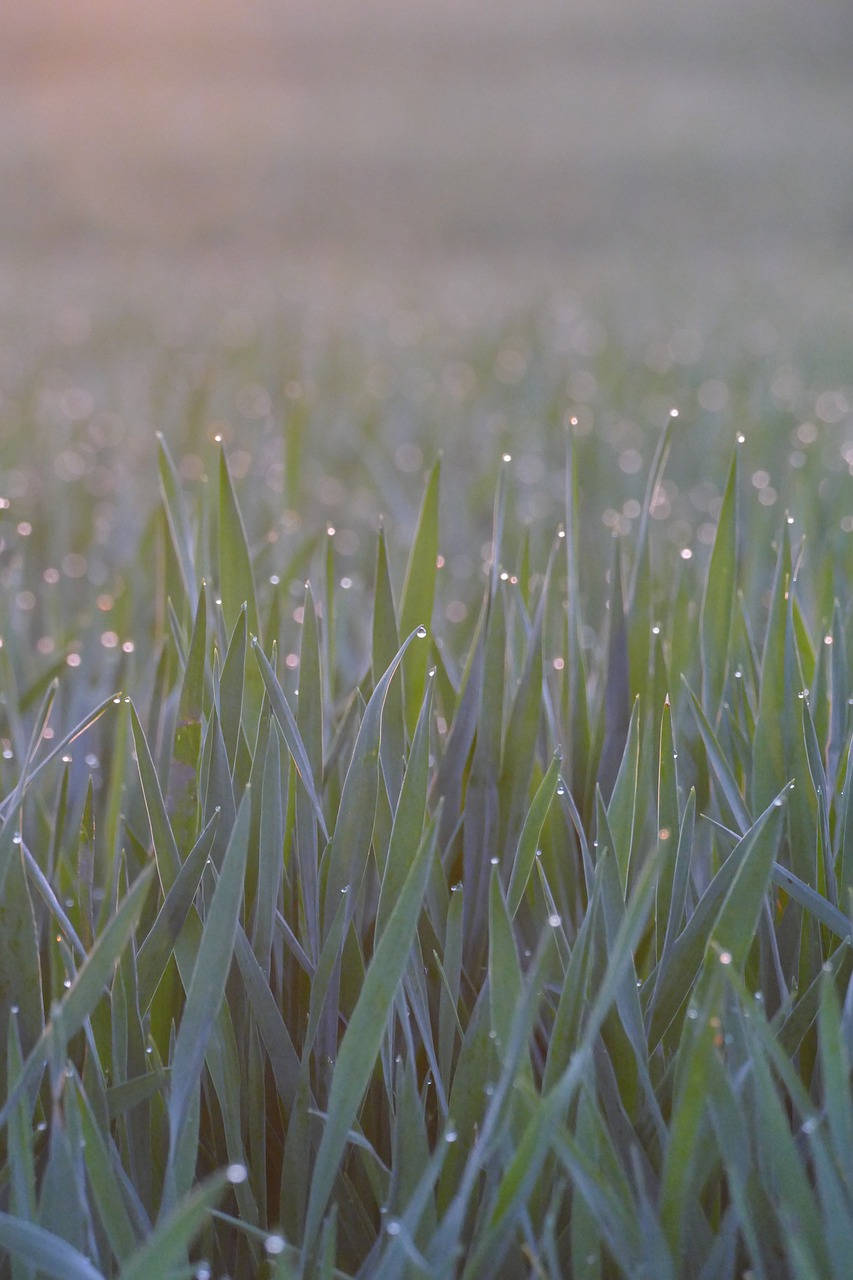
3,3 -> 853,1277
2,299 -> 853,1276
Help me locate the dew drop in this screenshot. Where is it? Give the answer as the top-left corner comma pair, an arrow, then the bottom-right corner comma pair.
556,782 -> 566,795
387,1219 -> 402,1237
445,1128 -> 458,1143
226,1163 -> 248,1184
490,856 -> 499,866
265,1235 -> 286,1256
415,625 -> 427,638
548,913 -> 562,928
719,950 -> 732,966
686,1007 -> 699,1020
12,833 -> 21,845
502,452 -> 512,462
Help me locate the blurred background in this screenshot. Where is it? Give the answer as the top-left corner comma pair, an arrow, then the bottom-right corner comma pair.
3,0 -> 853,311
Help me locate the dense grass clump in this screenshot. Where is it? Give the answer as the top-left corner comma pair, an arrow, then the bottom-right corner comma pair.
2,311 -> 853,1278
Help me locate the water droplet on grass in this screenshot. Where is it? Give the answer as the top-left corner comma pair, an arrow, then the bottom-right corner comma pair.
265,1235 -> 286,1255
548,913 -> 562,928
226,1163 -> 248,1184
387,1219 -> 402,1237
415,625 -> 427,638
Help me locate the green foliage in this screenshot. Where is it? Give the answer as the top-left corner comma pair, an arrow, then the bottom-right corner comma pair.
3,316 -> 853,1279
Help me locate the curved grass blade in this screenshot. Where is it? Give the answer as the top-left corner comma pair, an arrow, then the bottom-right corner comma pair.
120,1169 -> 232,1280
647,786 -> 790,1047
375,677 -> 433,939
683,676 -> 751,834
164,790 -> 251,1207
136,809 -> 220,1012
0,693 -> 118,822
507,751 -> 561,919
252,639 -> 328,840
0,1214 -> 105,1280
322,628 -> 422,922
232,920 -> 302,1110
0,862 -> 154,1129
303,816 -> 437,1251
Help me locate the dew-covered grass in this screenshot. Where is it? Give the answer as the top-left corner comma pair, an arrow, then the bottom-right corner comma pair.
2,289 -> 853,1278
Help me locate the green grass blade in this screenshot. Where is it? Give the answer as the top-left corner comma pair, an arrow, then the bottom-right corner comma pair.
709,783 -> 790,969
164,790 -> 251,1204
606,695 -> 641,889
218,446 -> 259,642
683,676 -> 751,833
375,677 -> 432,938
303,816 -> 437,1250
398,459 -> 440,737
232,919 -> 302,1110
373,526 -> 404,804
120,1169 -> 232,1280
322,628 -> 421,922
659,968 -> 723,1255
252,638 -> 329,840
700,450 -> 738,717
0,1215 -> 105,1280
136,809 -> 220,1012
157,433 -> 197,606
507,751 -> 561,919
0,863 -> 154,1130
